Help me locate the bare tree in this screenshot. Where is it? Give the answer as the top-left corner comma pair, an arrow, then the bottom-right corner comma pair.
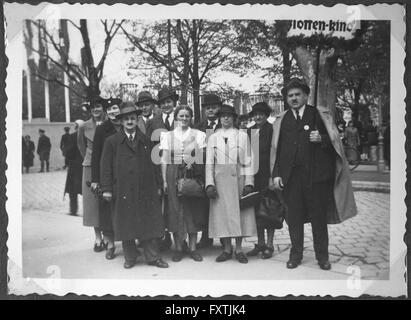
24,19 -> 125,101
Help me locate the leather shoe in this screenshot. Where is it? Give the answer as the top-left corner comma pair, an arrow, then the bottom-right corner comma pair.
172,251 -> 184,262
286,259 -> 301,269
261,246 -> 274,259
93,242 -> 106,253
216,250 -> 232,262
148,258 -> 169,268
189,250 -> 203,262
235,252 -> 248,264
318,260 -> 331,270
105,247 -> 115,260
246,244 -> 264,257
123,260 -> 136,269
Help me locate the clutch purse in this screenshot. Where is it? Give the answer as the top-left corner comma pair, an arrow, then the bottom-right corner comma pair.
176,167 -> 205,198
239,191 -> 260,210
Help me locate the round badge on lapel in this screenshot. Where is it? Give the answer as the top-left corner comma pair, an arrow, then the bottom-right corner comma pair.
304,125 -> 310,131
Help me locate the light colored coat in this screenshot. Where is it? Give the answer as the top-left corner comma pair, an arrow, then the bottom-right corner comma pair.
270,106 -> 357,224
206,128 -> 257,238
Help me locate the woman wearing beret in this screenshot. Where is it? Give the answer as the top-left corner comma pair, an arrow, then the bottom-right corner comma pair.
90,97 -> 122,260
205,105 -> 257,264
160,105 -> 208,262
77,97 -> 107,252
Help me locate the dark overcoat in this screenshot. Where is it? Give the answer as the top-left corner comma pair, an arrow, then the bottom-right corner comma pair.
64,132 -> 83,195
23,140 -> 35,167
37,135 -> 51,160
100,129 -> 165,241
248,121 -> 273,192
146,114 -> 175,144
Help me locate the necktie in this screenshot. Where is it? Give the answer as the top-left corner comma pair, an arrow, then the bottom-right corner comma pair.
128,134 -> 133,142
296,109 -> 301,123
209,120 -> 216,130
165,114 -> 171,130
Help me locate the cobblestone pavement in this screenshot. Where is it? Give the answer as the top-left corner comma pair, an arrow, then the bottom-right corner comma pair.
22,171 -> 390,280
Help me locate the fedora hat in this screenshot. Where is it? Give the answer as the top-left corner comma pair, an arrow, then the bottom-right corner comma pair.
136,91 -> 157,105
202,93 -> 222,107
115,101 -> 142,119
281,78 -> 310,97
157,87 -> 179,103
249,101 -> 271,117
81,96 -> 105,111
102,97 -> 122,110
216,104 -> 238,118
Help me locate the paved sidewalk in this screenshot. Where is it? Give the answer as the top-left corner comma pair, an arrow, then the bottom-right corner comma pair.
350,165 -> 390,193
20,171 -> 390,281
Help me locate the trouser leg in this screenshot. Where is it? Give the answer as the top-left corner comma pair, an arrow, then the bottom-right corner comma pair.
283,168 -> 305,261
122,240 -> 138,263
40,160 -> 44,172
141,239 -> 160,263
69,193 -> 78,214
306,182 -> 330,262
46,160 -> 50,172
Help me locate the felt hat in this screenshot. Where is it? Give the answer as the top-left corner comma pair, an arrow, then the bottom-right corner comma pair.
249,101 -> 271,117
157,87 -> 179,103
115,101 -> 142,119
136,91 -> 157,105
202,93 -> 222,107
216,104 -> 238,118
102,97 -> 122,110
281,78 -> 310,97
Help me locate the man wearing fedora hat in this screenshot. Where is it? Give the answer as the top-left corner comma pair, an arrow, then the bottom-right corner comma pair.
37,128 -> 51,172
135,91 -> 157,135
100,102 -> 168,269
146,86 -> 180,252
270,78 -> 357,270
195,93 -> 223,249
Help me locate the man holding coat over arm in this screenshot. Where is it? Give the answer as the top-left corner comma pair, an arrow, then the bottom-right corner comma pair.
100,102 -> 168,269
269,78 -> 357,270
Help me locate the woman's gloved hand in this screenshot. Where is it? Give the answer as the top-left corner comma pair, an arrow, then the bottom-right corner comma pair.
242,185 -> 254,196
206,185 -> 218,199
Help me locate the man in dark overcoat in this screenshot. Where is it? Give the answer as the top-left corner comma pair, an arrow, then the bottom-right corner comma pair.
37,129 -> 51,172
60,126 -> 71,169
64,120 -> 84,216
270,78 -> 357,270
195,93 -> 223,249
146,87 -> 180,251
100,102 -> 168,269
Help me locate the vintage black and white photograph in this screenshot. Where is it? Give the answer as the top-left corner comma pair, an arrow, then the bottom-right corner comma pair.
3,3 -> 406,297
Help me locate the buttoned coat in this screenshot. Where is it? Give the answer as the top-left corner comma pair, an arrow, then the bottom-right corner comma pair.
100,129 -> 164,241
77,118 -> 99,167
270,106 -> 357,224
205,128 -> 257,238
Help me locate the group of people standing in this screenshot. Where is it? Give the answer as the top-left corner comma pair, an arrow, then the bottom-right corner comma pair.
74,77 -> 357,271
22,129 -> 51,173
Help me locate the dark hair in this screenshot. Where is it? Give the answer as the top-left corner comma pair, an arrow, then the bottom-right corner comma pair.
174,105 -> 193,119
238,114 -> 249,122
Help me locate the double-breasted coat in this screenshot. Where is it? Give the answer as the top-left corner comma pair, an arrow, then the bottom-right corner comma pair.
100,129 -> 165,242
270,106 -> 357,224
37,135 -> 51,161
205,128 -> 257,238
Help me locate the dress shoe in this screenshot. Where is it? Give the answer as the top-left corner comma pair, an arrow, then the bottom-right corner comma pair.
246,244 -> 265,257
261,246 -> 274,259
197,238 -> 213,249
286,259 -> 301,269
93,242 -> 106,253
215,250 -> 232,262
172,251 -> 184,262
189,250 -> 203,262
123,260 -> 136,269
318,260 -> 331,270
105,247 -> 115,260
234,252 -> 248,264
148,258 -> 169,268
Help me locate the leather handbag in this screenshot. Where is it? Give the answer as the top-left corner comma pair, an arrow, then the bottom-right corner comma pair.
257,190 -> 287,229
239,191 -> 260,210
177,167 -> 205,198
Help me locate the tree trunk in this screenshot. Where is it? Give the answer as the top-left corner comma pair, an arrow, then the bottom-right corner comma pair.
179,54 -> 190,105
293,46 -> 338,118
191,20 -> 201,124
281,47 -> 291,109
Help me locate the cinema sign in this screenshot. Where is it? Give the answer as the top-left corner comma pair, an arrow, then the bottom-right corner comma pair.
288,19 -> 361,39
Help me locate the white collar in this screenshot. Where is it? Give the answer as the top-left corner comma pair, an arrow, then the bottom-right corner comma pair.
126,131 -> 136,140
162,112 -> 174,122
143,114 -> 153,121
174,126 -> 191,140
292,105 -> 306,119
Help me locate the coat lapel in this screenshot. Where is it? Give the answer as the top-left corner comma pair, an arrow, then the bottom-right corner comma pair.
269,110 -> 287,174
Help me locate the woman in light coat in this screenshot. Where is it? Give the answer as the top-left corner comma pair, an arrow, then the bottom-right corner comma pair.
205,105 -> 257,264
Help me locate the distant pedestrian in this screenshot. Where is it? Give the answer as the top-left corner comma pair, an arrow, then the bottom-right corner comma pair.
60,126 -> 71,169
37,129 -> 51,172
64,120 -> 84,216
344,121 -> 360,149
77,96 -> 107,252
22,135 -> 35,174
